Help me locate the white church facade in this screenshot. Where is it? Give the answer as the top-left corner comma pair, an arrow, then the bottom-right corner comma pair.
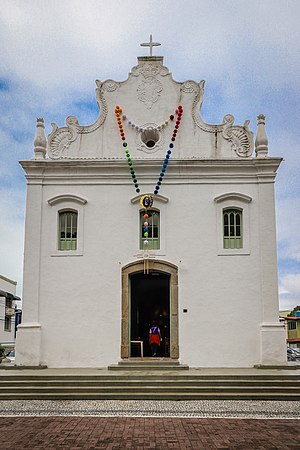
15,44 -> 287,368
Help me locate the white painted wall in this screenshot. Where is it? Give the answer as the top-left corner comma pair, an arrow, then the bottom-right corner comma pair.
16,159 -> 286,367
16,56 -> 286,368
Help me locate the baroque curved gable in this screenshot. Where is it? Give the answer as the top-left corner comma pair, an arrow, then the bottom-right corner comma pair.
47,56 -> 253,160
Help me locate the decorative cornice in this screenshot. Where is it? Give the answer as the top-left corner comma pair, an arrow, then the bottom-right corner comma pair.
20,157 -> 283,170
19,158 -> 282,188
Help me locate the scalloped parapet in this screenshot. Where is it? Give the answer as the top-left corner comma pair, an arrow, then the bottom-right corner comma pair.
47,56 -> 254,160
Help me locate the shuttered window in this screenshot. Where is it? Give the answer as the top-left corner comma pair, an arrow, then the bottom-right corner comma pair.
223,209 -> 243,249
58,211 -> 78,250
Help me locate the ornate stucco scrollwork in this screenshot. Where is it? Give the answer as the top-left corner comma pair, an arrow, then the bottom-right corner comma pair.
182,80 -> 200,94
132,63 -> 158,77
66,115 -> 79,127
133,60 -> 171,109
131,61 -> 170,78
137,76 -> 163,109
191,81 -> 223,133
47,116 -> 82,159
47,80 -> 110,159
101,79 -> 119,92
222,115 -> 254,157
73,80 -> 109,135
191,83 -> 254,157
47,123 -> 78,159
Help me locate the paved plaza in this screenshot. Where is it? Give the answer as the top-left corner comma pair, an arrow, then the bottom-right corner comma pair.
0,368 -> 299,447
0,400 -> 299,449
0,415 -> 299,449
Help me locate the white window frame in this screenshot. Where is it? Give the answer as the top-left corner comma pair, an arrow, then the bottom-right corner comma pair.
48,194 -> 87,257
214,192 -> 252,256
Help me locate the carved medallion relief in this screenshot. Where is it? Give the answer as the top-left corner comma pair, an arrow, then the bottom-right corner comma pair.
137,76 -> 163,109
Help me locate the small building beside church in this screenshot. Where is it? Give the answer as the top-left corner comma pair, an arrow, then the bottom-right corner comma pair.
0,275 -> 20,347
16,41 -> 286,368
281,312 -> 300,349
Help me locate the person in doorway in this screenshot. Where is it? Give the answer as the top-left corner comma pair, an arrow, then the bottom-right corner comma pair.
149,321 -> 161,357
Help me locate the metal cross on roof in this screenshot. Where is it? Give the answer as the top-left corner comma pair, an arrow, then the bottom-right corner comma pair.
140,34 -> 161,56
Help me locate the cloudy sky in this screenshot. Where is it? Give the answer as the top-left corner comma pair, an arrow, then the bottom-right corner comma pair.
0,0 -> 299,309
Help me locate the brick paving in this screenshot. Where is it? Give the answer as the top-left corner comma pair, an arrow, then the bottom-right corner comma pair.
0,417 -> 299,449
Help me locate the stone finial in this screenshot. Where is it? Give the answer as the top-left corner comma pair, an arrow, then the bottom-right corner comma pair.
255,114 -> 268,158
34,118 -> 46,160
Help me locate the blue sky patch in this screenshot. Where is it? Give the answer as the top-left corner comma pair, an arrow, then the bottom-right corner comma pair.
0,80 -> 9,91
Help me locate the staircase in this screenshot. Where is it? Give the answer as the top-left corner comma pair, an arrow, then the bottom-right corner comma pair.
0,361 -> 299,400
108,360 -> 189,371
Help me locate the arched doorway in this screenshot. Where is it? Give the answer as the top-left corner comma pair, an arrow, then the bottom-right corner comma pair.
131,272 -> 170,357
121,260 -> 179,359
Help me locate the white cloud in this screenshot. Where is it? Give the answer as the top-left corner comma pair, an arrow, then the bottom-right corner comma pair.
0,188 -> 25,297
1,0 -> 300,96
277,197 -> 300,263
275,134 -> 300,266
279,273 -> 300,310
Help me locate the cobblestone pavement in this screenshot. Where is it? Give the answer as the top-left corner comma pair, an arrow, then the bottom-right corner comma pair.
0,399 -> 299,419
0,416 -> 299,449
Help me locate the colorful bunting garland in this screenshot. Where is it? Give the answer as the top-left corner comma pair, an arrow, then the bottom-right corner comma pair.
114,105 -> 183,195
114,105 -> 184,248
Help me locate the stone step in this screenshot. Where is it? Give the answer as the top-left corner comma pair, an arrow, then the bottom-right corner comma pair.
1,370 -> 299,400
0,365 -> 300,383
1,379 -> 300,387
1,373 -> 300,381
0,391 -> 299,401
108,361 -> 189,371
116,359 -> 182,364
0,385 -> 299,393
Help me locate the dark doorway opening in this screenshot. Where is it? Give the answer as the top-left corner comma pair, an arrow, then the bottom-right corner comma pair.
130,271 -> 170,357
